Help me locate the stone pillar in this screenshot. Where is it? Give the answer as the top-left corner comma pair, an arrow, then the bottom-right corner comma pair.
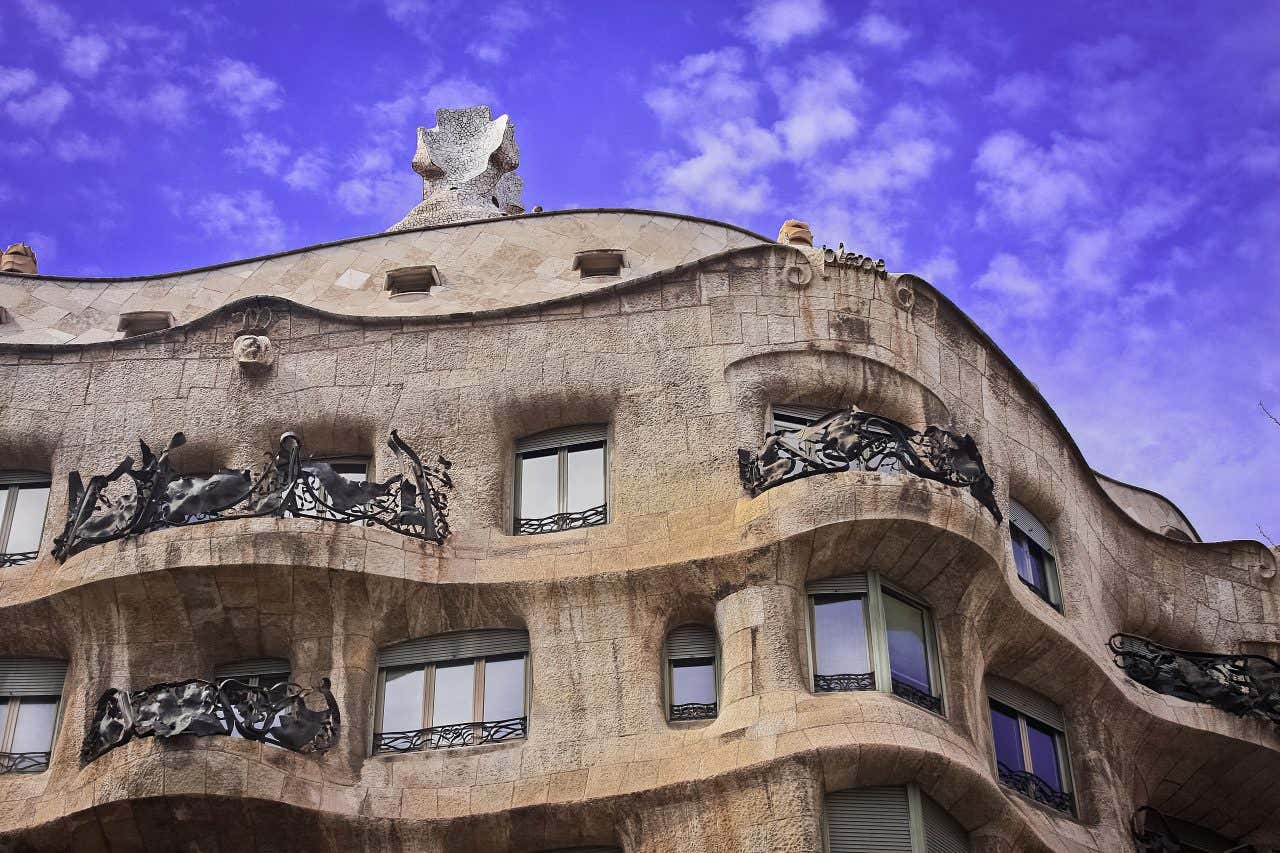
716,585 -> 805,706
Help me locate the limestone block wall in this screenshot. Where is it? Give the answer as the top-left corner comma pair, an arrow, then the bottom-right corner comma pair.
0,235 -> 1275,852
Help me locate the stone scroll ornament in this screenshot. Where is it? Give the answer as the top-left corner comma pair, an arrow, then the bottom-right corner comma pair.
1109,633 -> 1280,726
53,430 -> 452,561
81,678 -> 340,762
737,408 -> 1003,522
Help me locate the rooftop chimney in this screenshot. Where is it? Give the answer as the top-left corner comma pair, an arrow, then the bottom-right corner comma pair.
1,242 -> 37,275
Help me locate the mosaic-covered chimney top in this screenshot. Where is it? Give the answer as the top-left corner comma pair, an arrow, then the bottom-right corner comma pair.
389,105 -> 525,231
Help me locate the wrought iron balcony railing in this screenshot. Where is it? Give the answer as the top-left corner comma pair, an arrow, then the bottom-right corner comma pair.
0,550 -> 37,568
891,678 -> 944,714
996,762 -> 1074,815
1131,806 -> 1266,853
82,677 -> 340,762
372,716 -> 528,753
0,751 -> 50,774
814,672 -> 876,692
515,503 -> 607,535
737,408 -> 1002,522
53,430 -> 451,561
669,702 -> 718,721
1109,633 -> 1280,726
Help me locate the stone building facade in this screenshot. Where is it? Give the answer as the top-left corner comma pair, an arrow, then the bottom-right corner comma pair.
0,108 -> 1277,853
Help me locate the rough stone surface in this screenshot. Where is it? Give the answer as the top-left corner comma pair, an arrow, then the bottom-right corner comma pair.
0,222 -> 1275,852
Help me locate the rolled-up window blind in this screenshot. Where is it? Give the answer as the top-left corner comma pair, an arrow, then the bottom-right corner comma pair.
807,574 -> 869,595
1009,500 -> 1054,554
0,658 -> 68,695
986,675 -> 1065,731
214,658 -> 291,679
922,791 -> 971,853
667,625 -> 717,660
517,425 -> 608,454
825,786 -> 913,853
378,629 -> 530,668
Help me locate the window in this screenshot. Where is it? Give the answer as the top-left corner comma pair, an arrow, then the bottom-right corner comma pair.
986,676 -> 1074,815
1008,501 -> 1061,609
213,658 -> 290,742
385,264 -> 440,295
0,659 -> 67,774
515,425 -> 607,535
298,456 -> 371,520
117,310 -> 173,337
374,629 -> 529,754
571,249 -> 625,278
0,473 -> 50,566
806,574 -> 944,714
824,785 -> 970,852
769,404 -> 903,475
665,625 -> 718,721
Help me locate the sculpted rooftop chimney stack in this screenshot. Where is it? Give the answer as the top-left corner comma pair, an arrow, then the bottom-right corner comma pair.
389,105 -> 524,231
0,242 -> 37,275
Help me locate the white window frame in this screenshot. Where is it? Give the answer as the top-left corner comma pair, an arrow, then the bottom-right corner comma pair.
0,659 -> 67,773
0,472 -> 51,559
513,425 -> 609,533
664,624 -> 720,722
984,680 -> 1077,816
1008,500 -> 1063,611
805,572 -> 945,715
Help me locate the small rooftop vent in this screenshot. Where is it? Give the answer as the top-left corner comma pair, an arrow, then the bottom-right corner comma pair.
1,242 -> 37,275
118,310 -> 174,337
385,265 -> 440,296
572,249 -> 626,279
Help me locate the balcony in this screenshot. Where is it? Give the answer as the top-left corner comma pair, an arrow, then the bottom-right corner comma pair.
0,751 -> 49,774
1109,633 -> 1280,726
669,702 -> 718,722
372,716 -> 527,754
997,762 -> 1075,815
737,408 -> 1002,522
53,430 -> 452,561
515,503 -> 607,535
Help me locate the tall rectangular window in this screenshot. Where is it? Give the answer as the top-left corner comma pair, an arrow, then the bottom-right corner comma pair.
882,592 -> 935,704
0,659 -> 66,774
811,595 -> 873,691
666,624 -> 718,721
986,680 -> 1074,816
515,426 -> 608,535
0,475 -> 50,566
1008,501 -> 1061,610
213,659 -> 290,742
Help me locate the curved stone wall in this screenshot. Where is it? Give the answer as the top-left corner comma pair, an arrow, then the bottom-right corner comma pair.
0,238 -> 1275,852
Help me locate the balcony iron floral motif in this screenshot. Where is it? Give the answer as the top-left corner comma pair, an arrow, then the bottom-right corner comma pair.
515,502 -> 607,535
738,408 -> 1002,522
669,702 -> 718,721
892,679 -> 943,714
53,430 -> 452,561
0,550 -> 37,567
0,751 -> 50,774
372,716 -> 528,753
82,677 -> 340,762
1131,806 -> 1266,853
997,762 -> 1074,814
1109,633 -> 1280,726
814,672 -> 876,692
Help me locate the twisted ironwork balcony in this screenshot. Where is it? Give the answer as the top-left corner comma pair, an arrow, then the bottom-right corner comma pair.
515,503 -> 607,535
53,430 -> 451,561
82,677 -> 340,762
1109,633 -> 1280,726
997,762 -> 1074,814
737,408 -> 1002,522
0,550 -> 37,567
669,702 -> 718,721
814,672 -> 876,692
891,678 -> 944,714
0,751 -> 50,774
372,716 -> 528,753
1131,806 -> 1264,853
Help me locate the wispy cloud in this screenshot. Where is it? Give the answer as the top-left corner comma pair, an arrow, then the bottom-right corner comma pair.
170,188 -> 287,253
742,0 -> 828,50
5,83 -> 72,127
210,59 -> 283,120
856,12 -> 910,50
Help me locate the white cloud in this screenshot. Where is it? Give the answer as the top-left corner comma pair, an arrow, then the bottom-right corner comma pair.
742,0 -> 827,50
284,150 -> 330,190
178,189 -> 287,253
916,250 -> 959,285
227,131 -> 291,175
857,13 -> 910,50
646,49 -> 758,126
211,59 -> 283,120
973,252 -> 1052,317
62,34 -> 112,77
973,131 -> 1095,227
17,0 -> 72,38
770,57 -> 860,157
0,67 -> 38,99
828,137 -> 944,195
336,172 -> 417,218
988,73 -> 1049,114
104,82 -> 191,127
53,131 -> 121,162
5,84 -> 72,127
644,121 -> 783,215
1062,228 -> 1115,290
467,1 -> 536,64
902,51 -> 977,86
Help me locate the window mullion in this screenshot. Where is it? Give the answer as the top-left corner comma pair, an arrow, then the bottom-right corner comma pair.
474,658 -> 486,723
557,449 -> 568,516
0,696 -> 17,751
1018,715 -> 1033,774
868,573 -> 891,693
0,485 -> 18,551
423,665 -> 435,730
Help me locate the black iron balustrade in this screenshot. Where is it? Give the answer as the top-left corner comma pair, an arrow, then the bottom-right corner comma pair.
515,503 -> 607,535
0,550 -> 37,568
737,408 -> 1002,522
372,716 -> 528,754
670,702 -> 718,721
891,678 -> 943,714
814,672 -> 876,692
996,762 -> 1074,814
53,429 -> 452,561
1131,806 -> 1267,853
1109,633 -> 1280,726
81,677 -> 340,762
0,751 -> 50,774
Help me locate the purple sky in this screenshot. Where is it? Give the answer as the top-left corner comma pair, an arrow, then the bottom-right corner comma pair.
1,0 -> 1277,543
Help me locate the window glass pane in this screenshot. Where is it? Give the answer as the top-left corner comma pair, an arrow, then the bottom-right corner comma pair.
482,655 -> 525,721
330,462 -> 368,484
7,485 -> 49,553
1026,719 -> 1065,791
431,660 -> 475,727
11,696 -> 58,753
518,451 -> 559,519
380,666 -> 425,733
883,593 -> 932,695
671,658 -> 716,705
1011,528 -> 1048,594
811,595 -> 870,675
990,703 -> 1025,772
565,444 -> 605,512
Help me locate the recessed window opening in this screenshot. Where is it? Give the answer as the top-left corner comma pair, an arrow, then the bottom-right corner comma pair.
986,676 -> 1075,816
572,249 -> 625,278
374,629 -> 529,754
295,455 -> 371,520
385,265 -> 440,295
515,425 -> 607,535
823,784 -> 971,852
117,310 -> 174,337
1008,500 -> 1062,610
666,624 -> 719,722
213,658 -> 291,743
769,403 -> 904,475
0,472 -> 50,566
0,659 -> 67,774
806,573 -> 944,714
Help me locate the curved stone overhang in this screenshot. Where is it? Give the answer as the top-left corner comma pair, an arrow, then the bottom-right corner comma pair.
1093,469 -> 1203,542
